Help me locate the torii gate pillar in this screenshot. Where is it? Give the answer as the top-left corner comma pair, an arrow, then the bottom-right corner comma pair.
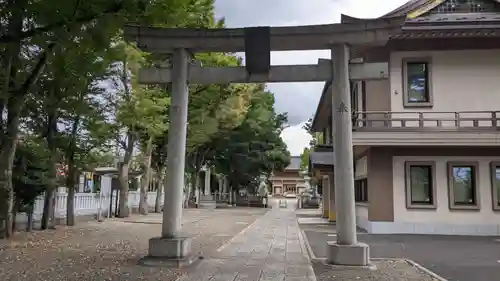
140,48 -> 195,267
327,44 -> 369,266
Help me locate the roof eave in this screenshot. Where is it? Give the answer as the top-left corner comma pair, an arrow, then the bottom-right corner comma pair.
310,81 -> 331,132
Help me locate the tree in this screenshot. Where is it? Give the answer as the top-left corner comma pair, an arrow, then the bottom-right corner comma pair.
22,32 -> 116,228
0,0 -> 222,237
11,136 -> 50,232
303,117 -> 323,146
300,147 -> 310,171
0,0 -> 158,238
106,42 -> 169,218
210,86 -> 291,193
183,54 -> 248,205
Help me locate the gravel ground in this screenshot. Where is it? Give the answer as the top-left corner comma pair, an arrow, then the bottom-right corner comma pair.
0,208 -> 268,281
313,259 -> 440,281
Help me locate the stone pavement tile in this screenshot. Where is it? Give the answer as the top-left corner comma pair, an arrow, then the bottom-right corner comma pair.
285,265 -> 314,277
269,247 -> 286,255
177,208 -> 316,281
286,277 -> 316,281
259,271 -> 285,281
218,259 -> 246,271
178,266 -> 219,281
263,262 -> 286,272
210,272 -> 239,281
235,272 -> 263,281
245,258 -> 267,266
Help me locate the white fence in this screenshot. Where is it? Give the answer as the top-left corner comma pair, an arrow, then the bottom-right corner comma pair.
15,191 -> 164,224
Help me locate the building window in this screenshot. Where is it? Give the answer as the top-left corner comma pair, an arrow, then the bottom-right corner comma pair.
355,178 -> 368,202
405,162 -> 436,209
402,58 -> 433,108
448,162 -> 480,210
491,162 -> 500,211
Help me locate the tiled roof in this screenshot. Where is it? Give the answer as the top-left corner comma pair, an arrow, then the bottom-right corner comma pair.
405,12 -> 500,24
380,0 -> 500,36
393,28 -> 500,39
382,0 -> 427,18
309,152 -> 334,167
394,12 -> 500,38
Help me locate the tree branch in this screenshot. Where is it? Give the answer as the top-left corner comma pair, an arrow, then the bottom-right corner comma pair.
14,43 -> 57,95
191,85 -> 209,95
0,2 -> 127,43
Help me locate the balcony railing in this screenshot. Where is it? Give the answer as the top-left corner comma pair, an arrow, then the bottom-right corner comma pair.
352,111 -> 500,131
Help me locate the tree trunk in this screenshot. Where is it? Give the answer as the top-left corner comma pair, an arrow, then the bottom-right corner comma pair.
66,175 -> 76,226
26,203 -> 34,232
139,136 -> 153,215
154,172 -> 164,213
41,189 -> 55,229
117,132 -> 134,218
0,5 -> 23,239
66,114 -> 80,226
0,39 -> 54,237
41,101 -> 59,230
0,106 -> 22,238
117,162 -> 130,218
11,199 -> 18,232
186,171 -> 198,208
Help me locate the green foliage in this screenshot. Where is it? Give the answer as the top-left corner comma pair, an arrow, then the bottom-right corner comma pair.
303,117 -> 323,146
300,147 -> 310,171
0,0 -> 294,234
209,88 -> 291,189
12,137 -> 50,207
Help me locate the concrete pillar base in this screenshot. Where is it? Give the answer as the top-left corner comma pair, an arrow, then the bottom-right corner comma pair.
327,241 -> 370,266
328,211 -> 336,222
139,236 -> 200,268
322,209 -> 329,218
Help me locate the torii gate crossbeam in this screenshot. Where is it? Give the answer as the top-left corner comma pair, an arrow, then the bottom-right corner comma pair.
126,16 -> 404,268
137,60 -> 389,84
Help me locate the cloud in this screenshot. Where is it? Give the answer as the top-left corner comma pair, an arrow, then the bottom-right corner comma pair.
280,122 -> 312,156
214,0 -> 408,153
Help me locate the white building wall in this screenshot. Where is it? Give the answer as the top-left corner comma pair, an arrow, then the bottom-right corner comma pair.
390,49 -> 500,114
354,156 -> 369,230
390,156 -> 500,235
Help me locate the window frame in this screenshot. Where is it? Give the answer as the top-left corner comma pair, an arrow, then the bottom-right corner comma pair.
402,57 -> 434,108
405,161 -> 437,209
490,162 -> 500,211
447,161 -> 480,210
354,177 -> 368,203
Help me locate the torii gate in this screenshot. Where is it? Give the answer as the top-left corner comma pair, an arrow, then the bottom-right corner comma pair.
124,16 -> 403,267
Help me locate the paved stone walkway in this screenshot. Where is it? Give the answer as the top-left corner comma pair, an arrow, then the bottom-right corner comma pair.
179,206 -> 316,281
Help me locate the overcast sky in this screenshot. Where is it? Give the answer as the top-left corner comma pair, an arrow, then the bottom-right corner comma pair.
214,0 -> 409,155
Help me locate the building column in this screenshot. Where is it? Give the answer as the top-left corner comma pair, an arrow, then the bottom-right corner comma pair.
217,175 -> 223,200
143,48 -> 193,265
322,175 -> 329,218
328,44 -> 370,266
204,167 -> 211,196
222,177 -> 228,193
328,172 -> 336,222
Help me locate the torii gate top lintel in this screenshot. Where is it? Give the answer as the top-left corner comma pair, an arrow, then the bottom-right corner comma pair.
123,16 -> 404,54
